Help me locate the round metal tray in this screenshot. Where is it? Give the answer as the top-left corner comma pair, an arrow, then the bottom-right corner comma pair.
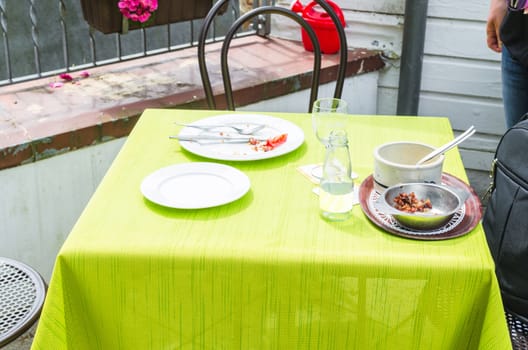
358,173 -> 482,240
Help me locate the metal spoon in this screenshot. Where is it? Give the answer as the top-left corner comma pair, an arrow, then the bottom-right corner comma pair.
416,126 -> 476,165
174,122 -> 266,135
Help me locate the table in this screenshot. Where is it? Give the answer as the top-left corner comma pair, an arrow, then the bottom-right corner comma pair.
32,109 -> 511,349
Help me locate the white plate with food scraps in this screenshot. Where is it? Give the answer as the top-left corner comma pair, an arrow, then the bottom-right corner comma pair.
176,114 -> 305,161
141,162 -> 250,209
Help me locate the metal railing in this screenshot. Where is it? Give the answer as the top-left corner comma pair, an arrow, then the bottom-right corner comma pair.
0,0 -> 257,86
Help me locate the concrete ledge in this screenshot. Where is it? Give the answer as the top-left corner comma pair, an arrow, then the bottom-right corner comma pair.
0,36 -> 384,170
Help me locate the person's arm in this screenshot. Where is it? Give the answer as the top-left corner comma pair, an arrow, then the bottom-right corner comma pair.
487,0 -> 508,52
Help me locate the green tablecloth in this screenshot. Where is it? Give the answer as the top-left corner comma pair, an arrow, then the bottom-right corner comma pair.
32,109 -> 511,349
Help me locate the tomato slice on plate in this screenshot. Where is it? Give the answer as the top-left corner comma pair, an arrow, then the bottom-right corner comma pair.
266,134 -> 288,148
247,133 -> 288,152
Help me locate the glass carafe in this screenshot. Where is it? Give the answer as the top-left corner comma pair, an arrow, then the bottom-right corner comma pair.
319,130 -> 354,221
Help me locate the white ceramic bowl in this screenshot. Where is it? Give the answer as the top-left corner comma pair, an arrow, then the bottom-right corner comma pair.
373,142 -> 444,191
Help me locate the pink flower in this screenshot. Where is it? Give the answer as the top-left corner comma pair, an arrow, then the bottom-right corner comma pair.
118,0 -> 158,23
49,82 -> 64,88
50,71 -> 90,88
59,73 -> 73,81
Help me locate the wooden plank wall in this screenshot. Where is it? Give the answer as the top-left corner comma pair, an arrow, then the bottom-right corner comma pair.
275,0 -> 503,171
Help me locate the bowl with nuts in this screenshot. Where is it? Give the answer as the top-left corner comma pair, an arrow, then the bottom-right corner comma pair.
373,183 -> 468,230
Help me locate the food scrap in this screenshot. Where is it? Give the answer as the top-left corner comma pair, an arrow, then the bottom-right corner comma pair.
393,192 -> 432,213
249,133 -> 288,152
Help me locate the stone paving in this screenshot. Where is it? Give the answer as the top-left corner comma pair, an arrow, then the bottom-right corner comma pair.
2,323 -> 37,350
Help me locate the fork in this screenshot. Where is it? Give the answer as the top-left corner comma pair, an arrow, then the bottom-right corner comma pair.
175,122 -> 266,135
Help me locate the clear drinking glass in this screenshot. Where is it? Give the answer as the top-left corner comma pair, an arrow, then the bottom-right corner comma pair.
311,98 -> 348,178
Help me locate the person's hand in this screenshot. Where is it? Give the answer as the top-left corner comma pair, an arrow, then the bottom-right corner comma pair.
487,0 -> 507,52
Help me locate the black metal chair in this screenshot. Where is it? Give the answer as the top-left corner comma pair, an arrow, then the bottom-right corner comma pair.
0,257 -> 47,347
505,308 -> 528,349
197,0 -> 347,112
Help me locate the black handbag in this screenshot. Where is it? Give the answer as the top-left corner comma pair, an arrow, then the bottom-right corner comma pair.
500,9 -> 528,68
483,114 -> 528,317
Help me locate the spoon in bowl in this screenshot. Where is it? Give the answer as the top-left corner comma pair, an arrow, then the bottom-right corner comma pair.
416,125 -> 476,165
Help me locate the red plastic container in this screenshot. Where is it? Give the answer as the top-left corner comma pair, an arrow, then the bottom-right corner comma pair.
291,0 -> 346,54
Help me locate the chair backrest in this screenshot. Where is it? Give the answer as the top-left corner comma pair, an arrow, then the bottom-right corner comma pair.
197,0 -> 347,112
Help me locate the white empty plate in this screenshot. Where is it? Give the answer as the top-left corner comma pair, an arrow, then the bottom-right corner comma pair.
140,162 -> 250,209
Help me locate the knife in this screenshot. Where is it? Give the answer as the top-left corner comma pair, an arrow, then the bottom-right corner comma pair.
169,135 -> 268,144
